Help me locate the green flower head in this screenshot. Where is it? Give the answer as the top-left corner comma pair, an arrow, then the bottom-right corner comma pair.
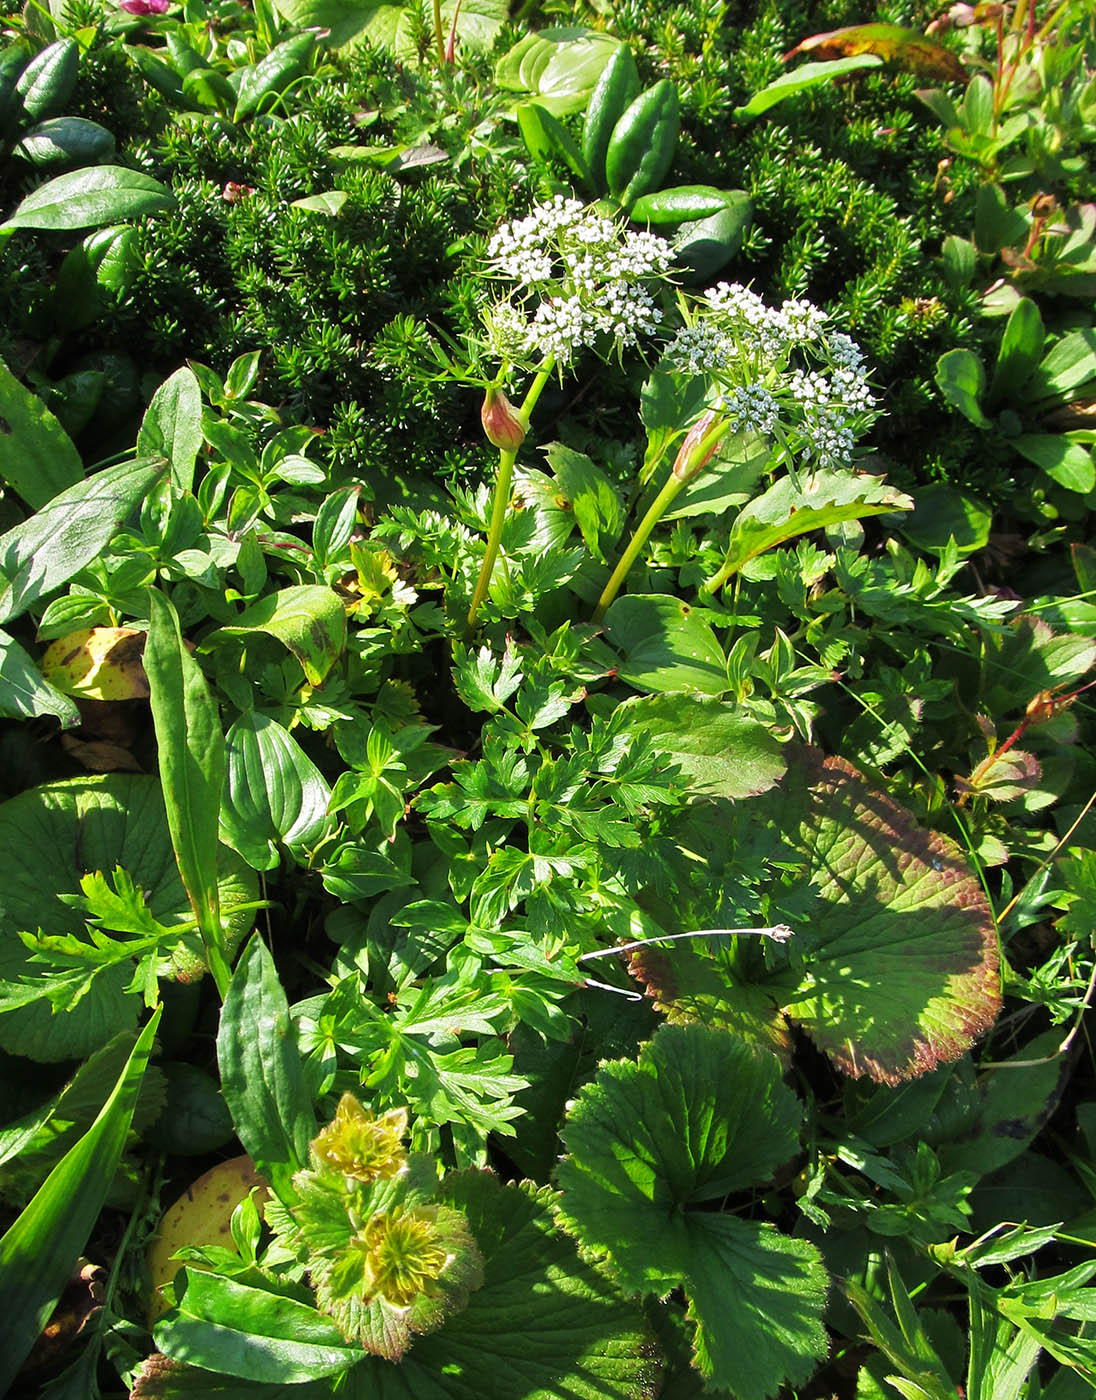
310,1093 -> 409,1184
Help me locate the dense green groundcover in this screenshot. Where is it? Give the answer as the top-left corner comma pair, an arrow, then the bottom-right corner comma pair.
1,0 -> 1096,1394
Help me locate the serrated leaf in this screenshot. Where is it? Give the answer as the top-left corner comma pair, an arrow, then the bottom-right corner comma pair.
0,775 -> 256,1062
715,469 -> 913,584
619,693 -> 785,799
774,754 -> 1000,1082
556,1024 -> 826,1400
339,1172 -> 661,1400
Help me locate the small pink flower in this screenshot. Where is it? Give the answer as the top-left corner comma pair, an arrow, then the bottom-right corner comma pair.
222,182 -> 256,203
119,0 -> 169,15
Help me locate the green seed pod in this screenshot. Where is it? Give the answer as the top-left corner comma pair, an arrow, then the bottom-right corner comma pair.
581,45 -> 640,197
605,79 -> 680,213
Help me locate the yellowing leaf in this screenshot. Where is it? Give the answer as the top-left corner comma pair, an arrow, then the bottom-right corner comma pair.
146,1154 -> 268,1324
40,626 -> 149,700
786,24 -> 967,82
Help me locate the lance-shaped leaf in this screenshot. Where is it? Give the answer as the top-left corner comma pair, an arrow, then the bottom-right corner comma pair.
632,754 -> 1000,1083
203,586 -> 346,685
146,589 -> 228,993
0,1007 -> 160,1395
0,456 -> 164,624
784,23 -> 966,81
138,367 -> 203,494
734,54 -> 882,120
217,937 -> 316,1203
709,469 -> 912,589
556,1024 -> 827,1400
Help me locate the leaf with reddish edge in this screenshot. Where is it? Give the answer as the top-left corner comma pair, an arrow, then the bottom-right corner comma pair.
785,24 -> 966,82
774,753 -> 1000,1082
626,752 -> 1000,1084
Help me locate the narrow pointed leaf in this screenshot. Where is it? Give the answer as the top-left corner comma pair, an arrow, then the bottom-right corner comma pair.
0,456 -> 164,624
0,1007 -> 161,1393
145,589 -> 227,989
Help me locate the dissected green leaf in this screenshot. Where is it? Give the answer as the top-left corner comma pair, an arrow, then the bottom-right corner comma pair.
713,469 -> 913,585
220,711 -> 333,871
603,594 -> 727,694
205,585 -> 346,685
0,1008 -> 160,1395
0,776 -> 254,1061
0,354 -> 83,507
217,937 -> 316,1202
0,457 -> 164,625
619,693 -> 786,798
556,1024 -> 827,1399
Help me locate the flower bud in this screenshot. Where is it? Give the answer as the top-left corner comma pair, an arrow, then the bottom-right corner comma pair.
672,409 -> 722,482
480,386 -> 526,452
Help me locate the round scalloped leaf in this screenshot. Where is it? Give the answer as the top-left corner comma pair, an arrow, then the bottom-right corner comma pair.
337,1171 -> 661,1400
555,1025 -> 825,1400
773,754 -> 1000,1083
0,775 -> 257,1062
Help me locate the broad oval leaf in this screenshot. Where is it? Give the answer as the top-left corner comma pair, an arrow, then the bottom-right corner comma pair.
603,594 -> 727,694
0,625 -> 80,726
221,711 -> 333,871
935,348 -> 990,428
1,164 -> 175,231
0,352 -> 83,508
138,368 -> 203,493
619,693 -> 786,799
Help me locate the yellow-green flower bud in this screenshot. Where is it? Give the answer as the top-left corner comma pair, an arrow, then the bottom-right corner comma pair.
310,1094 -> 408,1184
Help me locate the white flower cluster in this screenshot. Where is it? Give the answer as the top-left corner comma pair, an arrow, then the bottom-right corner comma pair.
723,383 -> 778,436
665,282 -> 878,471
484,197 -> 673,367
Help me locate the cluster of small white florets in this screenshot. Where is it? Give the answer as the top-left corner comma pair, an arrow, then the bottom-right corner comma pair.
664,282 -> 877,470
483,197 -> 674,366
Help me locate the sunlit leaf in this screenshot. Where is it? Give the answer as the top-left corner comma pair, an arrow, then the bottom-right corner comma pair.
785,24 -> 966,82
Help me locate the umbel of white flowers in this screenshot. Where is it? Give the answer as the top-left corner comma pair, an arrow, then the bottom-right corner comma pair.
483,196 -> 674,367
664,282 -> 878,471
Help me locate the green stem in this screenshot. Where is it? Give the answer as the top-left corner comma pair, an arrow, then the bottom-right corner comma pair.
592,415 -> 730,623
466,359 -> 555,629
592,472 -> 688,624
431,0 -> 445,64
